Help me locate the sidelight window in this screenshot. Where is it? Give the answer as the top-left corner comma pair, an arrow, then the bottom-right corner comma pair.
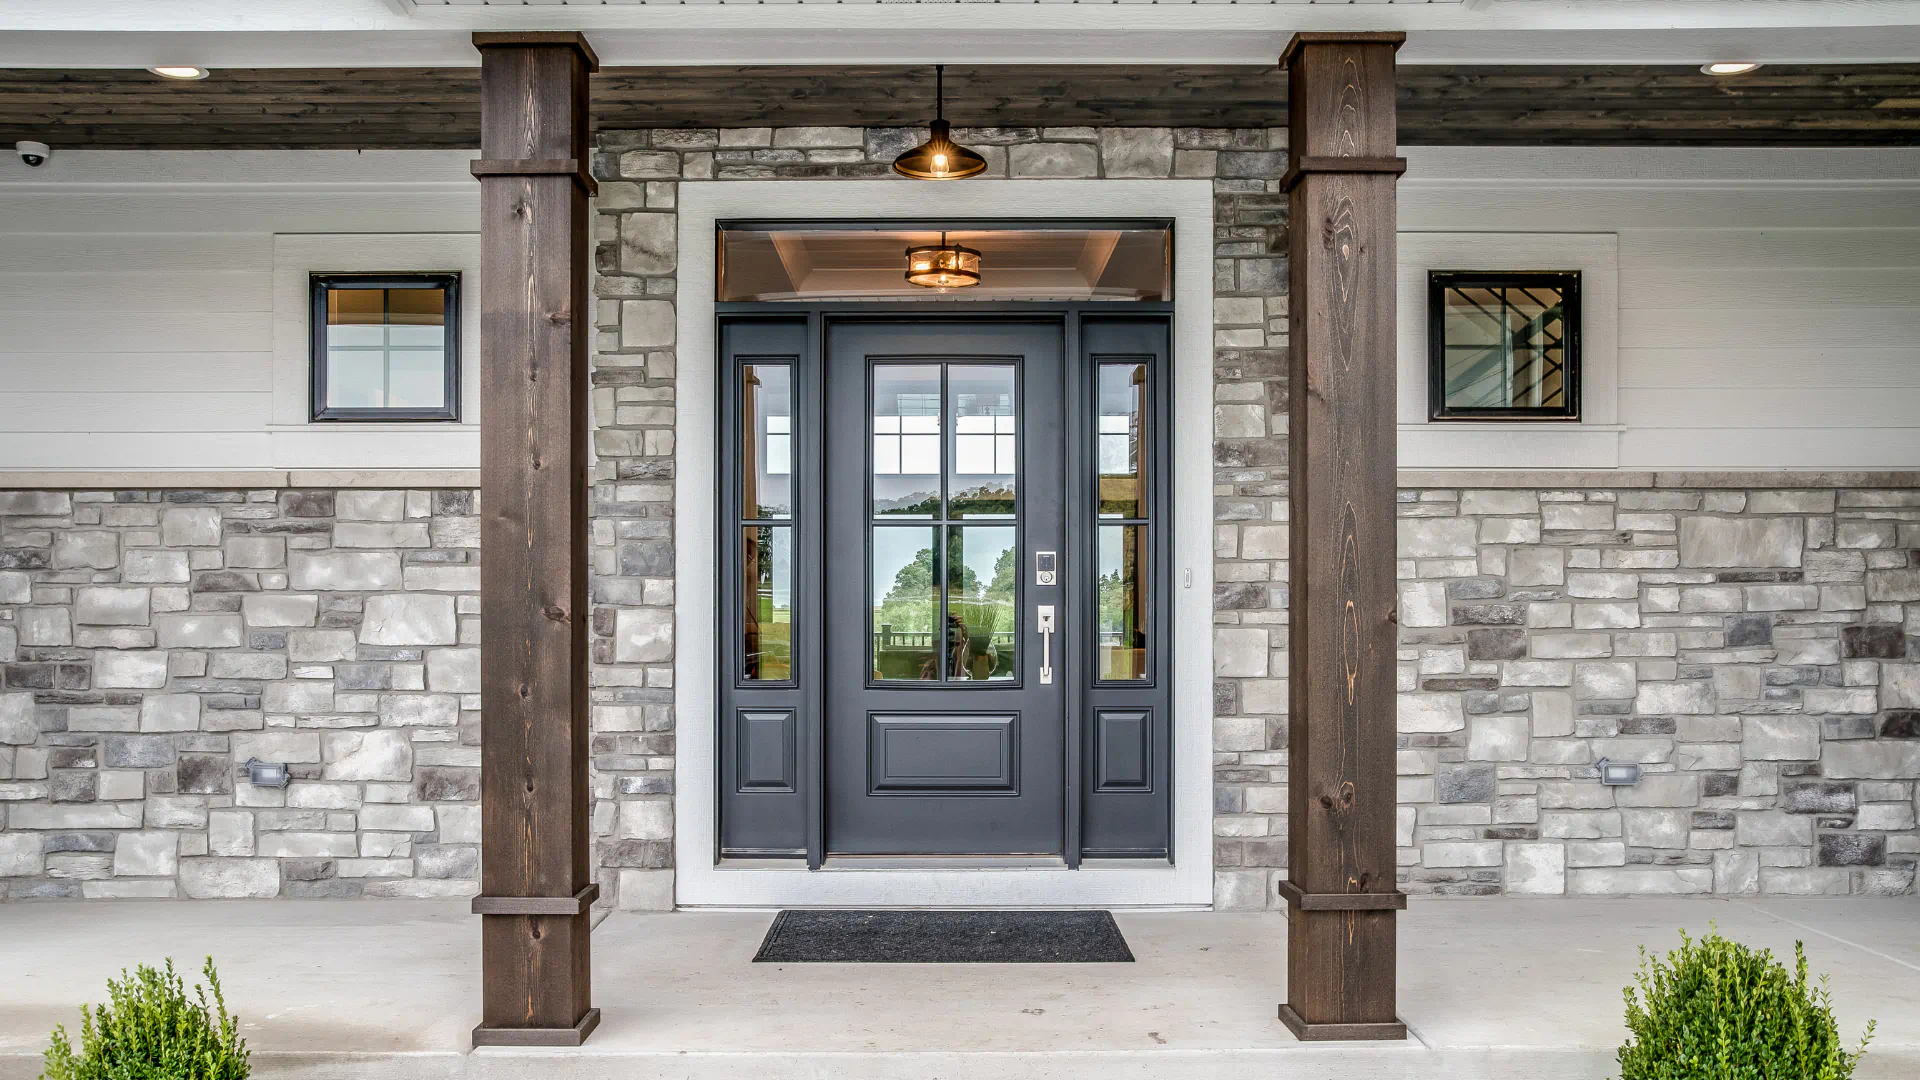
741,363 -> 794,681
1095,361 -> 1151,681
1428,271 -> 1580,421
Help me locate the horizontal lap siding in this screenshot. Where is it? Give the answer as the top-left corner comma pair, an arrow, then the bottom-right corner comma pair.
0,153 -> 478,471
1402,149 -> 1920,470
1617,226 -> 1920,467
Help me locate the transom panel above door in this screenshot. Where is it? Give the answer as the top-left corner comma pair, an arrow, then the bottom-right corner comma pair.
717,305 -> 1173,868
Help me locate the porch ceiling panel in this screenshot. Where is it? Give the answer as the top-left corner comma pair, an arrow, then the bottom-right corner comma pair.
3,64 -> 1918,149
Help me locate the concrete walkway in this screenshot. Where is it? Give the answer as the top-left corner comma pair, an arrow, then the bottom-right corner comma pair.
0,898 -> 1914,1079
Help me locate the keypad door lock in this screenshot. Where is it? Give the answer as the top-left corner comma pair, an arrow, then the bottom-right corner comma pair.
1035,551 -> 1057,586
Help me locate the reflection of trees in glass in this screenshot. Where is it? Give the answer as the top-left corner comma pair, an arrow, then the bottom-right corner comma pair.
878,542 -> 943,635
744,528 -> 791,680
951,484 -> 1016,517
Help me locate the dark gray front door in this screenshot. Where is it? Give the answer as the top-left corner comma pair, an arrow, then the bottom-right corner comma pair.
824,320 -> 1066,856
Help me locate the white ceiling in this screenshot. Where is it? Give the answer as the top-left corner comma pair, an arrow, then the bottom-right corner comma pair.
3,0 -> 1920,66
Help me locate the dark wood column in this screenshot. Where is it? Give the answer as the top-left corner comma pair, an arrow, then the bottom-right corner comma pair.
1277,31 -> 1409,1043
470,31 -> 600,1049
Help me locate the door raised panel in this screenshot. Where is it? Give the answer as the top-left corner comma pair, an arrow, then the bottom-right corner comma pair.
737,709 -> 798,793
868,713 -> 1018,795
1093,708 -> 1152,792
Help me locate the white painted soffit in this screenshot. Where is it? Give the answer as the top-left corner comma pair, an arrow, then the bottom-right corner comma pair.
3,0 -> 1920,66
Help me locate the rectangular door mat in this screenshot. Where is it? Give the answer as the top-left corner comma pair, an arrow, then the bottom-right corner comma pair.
752,909 -> 1135,963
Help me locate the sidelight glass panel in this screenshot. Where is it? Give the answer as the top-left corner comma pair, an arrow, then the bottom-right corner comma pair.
1096,524 -> 1149,681
742,526 -> 794,681
948,365 -> 1017,519
1097,361 -> 1146,519
946,526 -> 1018,681
872,526 -> 940,681
741,364 -> 793,518
872,365 -> 943,517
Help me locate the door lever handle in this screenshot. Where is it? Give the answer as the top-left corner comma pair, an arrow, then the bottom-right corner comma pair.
1036,605 -> 1056,685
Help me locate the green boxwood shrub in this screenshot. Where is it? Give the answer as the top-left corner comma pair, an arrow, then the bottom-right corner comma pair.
42,957 -> 249,1080
1619,928 -> 1873,1080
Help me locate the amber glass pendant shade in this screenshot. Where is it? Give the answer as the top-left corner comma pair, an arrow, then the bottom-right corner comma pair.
893,66 -> 988,181
905,234 -> 982,289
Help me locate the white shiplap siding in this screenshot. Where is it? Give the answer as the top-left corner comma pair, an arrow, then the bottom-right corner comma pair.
1401,146 -> 1920,470
0,151 -> 478,471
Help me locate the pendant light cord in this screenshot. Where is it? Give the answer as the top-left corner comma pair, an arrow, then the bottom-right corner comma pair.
936,64 -> 944,122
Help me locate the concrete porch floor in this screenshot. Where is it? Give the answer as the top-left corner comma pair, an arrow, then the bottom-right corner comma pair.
0,899 -> 1915,1079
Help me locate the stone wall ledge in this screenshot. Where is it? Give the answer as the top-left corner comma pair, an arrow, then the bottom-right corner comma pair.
0,470 -> 481,490
1398,469 -> 1920,490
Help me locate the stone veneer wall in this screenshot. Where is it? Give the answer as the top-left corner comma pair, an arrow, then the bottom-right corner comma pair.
0,487 -> 481,899
1389,481 -> 1919,899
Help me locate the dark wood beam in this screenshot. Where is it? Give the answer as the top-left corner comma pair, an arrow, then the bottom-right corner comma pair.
1278,31 -> 1408,1044
471,30 -> 599,1049
4,64 -> 1919,149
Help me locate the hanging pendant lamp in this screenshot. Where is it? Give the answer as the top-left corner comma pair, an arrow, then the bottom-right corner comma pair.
892,65 -> 988,181
905,231 -> 982,289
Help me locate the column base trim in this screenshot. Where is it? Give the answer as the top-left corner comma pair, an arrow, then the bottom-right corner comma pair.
472,1008 -> 601,1048
1275,880 -> 1408,911
1276,1004 -> 1407,1042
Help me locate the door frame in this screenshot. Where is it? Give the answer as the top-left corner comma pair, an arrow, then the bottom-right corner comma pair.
675,179 -> 1215,907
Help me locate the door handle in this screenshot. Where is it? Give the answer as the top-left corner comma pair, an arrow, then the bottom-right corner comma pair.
1036,605 -> 1056,685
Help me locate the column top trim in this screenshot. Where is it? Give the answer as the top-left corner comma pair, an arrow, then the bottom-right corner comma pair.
1280,30 -> 1407,67
472,30 -> 600,72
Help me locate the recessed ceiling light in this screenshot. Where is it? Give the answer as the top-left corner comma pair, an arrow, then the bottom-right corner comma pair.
150,66 -> 210,81
1701,62 -> 1762,77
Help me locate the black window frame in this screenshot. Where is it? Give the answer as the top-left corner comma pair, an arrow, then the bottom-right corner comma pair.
309,272 -> 462,422
1427,270 -> 1581,422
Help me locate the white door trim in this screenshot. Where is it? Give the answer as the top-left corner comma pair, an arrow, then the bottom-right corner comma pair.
674,179 -> 1214,907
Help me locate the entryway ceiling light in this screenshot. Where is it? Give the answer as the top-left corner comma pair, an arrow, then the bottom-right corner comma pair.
893,65 -> 988,181
905,232 -> 982,289
1701,61 -> 1762,76
150,66 -> 211,80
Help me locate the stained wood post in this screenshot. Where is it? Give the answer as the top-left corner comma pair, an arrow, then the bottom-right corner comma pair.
470,30 -> 601,1048
1277,31 -> 1410,1042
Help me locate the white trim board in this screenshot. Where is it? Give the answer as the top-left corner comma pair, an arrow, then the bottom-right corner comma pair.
1396,232 -> 1621,470
673,179 -> 1215,908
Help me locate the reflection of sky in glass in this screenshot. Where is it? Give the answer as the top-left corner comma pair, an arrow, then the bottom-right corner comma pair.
1097,524 -> 1124,573
956,526 -> 1013,598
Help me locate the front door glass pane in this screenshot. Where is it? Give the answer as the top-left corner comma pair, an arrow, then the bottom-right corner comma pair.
1097,361 -> 1145,519
946,525 -> 1018,681
742,364 -> 793,518
949,364 -> 1017,519
1096,524 -> 1148,680
742,525 -> 793,681
872,365 -> 942,517
873,526 -> 940,680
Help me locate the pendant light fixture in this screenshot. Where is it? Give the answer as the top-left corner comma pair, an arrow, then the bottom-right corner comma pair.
892,65 -> 988,181
905,232 -> 982,289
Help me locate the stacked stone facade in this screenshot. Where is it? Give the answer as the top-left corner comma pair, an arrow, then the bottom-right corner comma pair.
3,125 -> 1915,905
0,487 -> 481,898
1393,481 -> 1920,899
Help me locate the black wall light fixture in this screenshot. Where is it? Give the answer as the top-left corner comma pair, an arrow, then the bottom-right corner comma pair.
892,65 -> 988,180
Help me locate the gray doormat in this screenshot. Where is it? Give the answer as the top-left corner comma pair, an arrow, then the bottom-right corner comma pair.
752,909 -> 1135,963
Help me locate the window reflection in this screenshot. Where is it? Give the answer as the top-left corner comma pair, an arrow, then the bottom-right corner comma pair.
949,364 -> 1017,518
743,526 -> 793,681
872,527 -> 941,680
742,364 -> 792,519
1097,362 -> 1145,519
873,366 -> 943,517
1097,525 -> 1148,681
947,526 -> 1017,680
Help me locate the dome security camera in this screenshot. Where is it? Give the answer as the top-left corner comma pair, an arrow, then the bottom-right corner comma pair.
17,141 -> 50,167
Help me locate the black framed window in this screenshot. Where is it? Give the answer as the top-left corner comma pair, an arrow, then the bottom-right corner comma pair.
310,273 -> 460,421
1428,271 -> 1580,421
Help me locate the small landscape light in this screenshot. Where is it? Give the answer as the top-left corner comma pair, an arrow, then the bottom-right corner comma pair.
246,758 -> 291,788
1595,757 -> 1642,787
